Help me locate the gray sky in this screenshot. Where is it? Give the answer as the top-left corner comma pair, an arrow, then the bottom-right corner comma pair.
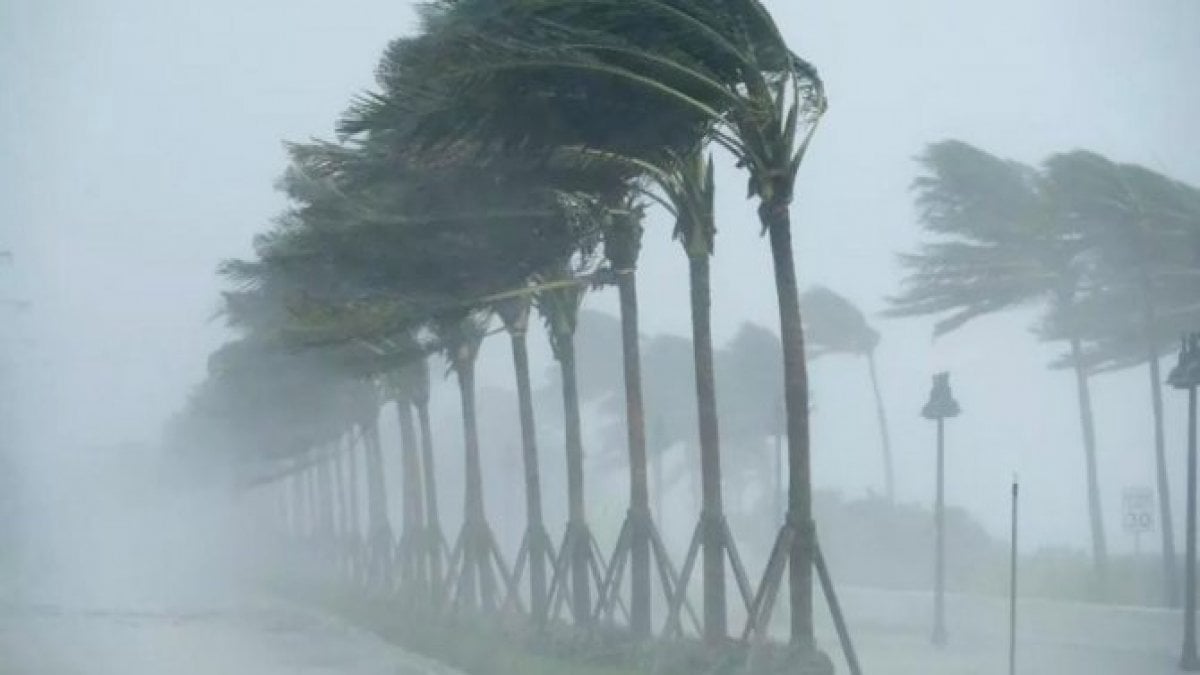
3,0 -> 1199,551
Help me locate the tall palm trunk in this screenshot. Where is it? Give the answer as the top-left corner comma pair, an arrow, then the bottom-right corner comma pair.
396,398 -> 427,590
558,334 -> 592,623
361,416 -> 392,585
1140,271 -> 1178,605
761,200 -> 815,648
415,397 -> 443,592
774,399 -> 785,527
305,463 -> 319,541
1068,336 -> 1109,583
333,449 -> 348,541
616,266 -> 652,636
507,322 -> 548,621
689,253 -> 726,641
866,349 -> 895,503
345,431 -> 362,580
652,417 -> 665,525
319,456 -> 336,542
455,352 -> 489,607
289,469 -> 305,538
1149,346 -> 1178,603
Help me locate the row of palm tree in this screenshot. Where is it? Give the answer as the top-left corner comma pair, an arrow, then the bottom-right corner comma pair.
888,140 -> 1200,602
167,0 -> 833,652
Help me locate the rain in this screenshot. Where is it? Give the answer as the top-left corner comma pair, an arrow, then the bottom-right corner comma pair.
2,1 -> 1199,674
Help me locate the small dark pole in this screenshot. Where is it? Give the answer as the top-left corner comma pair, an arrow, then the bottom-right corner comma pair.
922,371 -> 960,647
1169,333 -> 1200,671
1009,476 -> 1019,675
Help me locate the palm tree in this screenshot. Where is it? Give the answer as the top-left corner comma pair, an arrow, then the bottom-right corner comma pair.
338,17 -> 708,636
887,140 -> 1111,580
801,286 -> 894,502
408,353 -> 446,598
596,200 -> 658,636
430,310 -> 511,611
386,357 -> 428,593
493,293 -> 553,621
232,0 -> 825,644
715,323 -> 785,530
275,137 -> 608,609
535,258 -> 606,625
658,147 -> 740,641
1039,151 -> 1200,603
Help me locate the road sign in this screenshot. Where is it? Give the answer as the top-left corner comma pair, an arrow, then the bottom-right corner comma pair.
1123,487 -> 1156,534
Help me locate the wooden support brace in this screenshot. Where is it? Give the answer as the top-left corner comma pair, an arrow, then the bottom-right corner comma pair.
662,522 -> 703,638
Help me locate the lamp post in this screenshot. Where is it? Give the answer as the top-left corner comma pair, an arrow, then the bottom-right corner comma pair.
922,371 -> 960,647
1169,333 -> 1200,671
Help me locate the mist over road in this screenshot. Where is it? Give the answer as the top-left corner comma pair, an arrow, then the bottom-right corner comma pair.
0,441 -> 457,675
0,597 -> 458,675
819,587 -> 1179,674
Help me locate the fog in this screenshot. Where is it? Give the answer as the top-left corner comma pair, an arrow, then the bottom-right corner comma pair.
2,1 -> 1199,673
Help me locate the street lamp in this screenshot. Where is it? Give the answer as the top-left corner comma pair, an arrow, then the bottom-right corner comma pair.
1169,333 -> 1200,671
922,371 -> 960,647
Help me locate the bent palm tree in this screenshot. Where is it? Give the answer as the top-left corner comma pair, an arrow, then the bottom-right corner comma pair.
535,259 -> 606,625
801,286 -> 893,502
1040,151 -> 1200,603
887,140 -> 1110,581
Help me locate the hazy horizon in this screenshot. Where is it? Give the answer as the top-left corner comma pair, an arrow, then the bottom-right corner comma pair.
4,0 -> 1199,559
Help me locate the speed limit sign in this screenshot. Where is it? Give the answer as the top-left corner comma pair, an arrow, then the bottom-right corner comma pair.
1122,487 -> 1156,534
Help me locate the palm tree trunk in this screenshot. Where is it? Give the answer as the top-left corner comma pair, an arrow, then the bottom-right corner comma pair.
1139,270 -> 1179,606
311,462 -> 322,540
1068,336 -> 1109,583
508,327 -> 548,621
415,397 -> 443,594
362,418 -> 392,585
345,433 -> 362,581
1150,347 -> 1179,605
652,416 -> 665,525
363,421 -> 390,539
558,334 -> 592,623
333,449 -> 348,542
688,254 -> 727,642
866,349 -> 895,502
616,268 -> 653,636
308,464 -> 320,541
396,398 -> 426,590
346,433 -> 361,541
456,355 -> 486,607
320,457 -> 335,541
761,199 -> 815,648
290,469 -> 304,538
774,426 -> 784,528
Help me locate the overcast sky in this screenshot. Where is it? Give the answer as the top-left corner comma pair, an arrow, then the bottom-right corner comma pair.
3,0 -> 1199,551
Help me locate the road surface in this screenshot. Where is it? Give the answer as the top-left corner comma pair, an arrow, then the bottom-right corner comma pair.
814,587 -> 1182,674
0,596 -> 458,675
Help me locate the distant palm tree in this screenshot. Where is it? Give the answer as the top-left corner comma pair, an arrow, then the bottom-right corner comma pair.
801,286 -> 894,502
887,140 -> 1110,579
1038,151 -> 1200,602
385,354 -> 428,593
